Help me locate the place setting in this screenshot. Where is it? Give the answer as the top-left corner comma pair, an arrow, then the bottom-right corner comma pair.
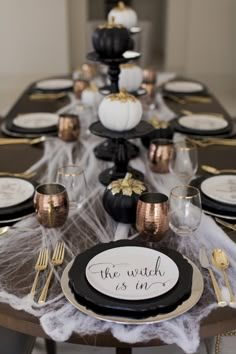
191,173 -> 236,221
0,175 -> 36,225
161,79 -> 212,104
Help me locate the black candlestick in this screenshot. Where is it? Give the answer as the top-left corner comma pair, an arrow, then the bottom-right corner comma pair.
90,121 -> 154,186
87,51 -> 142,162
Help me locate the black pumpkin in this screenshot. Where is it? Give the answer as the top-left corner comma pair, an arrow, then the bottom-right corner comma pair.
92,18 -> 130,59
103,173 -> 147,224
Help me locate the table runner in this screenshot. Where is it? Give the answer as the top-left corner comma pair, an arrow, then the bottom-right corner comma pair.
0,73 -> 236,354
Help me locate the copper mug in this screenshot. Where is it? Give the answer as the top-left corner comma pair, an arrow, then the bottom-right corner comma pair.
58,114 -> 80,142
34,183 -> 69,228
148,139 -> 173,173
142,68 -> 157,84
73,79 -> 89,99
136,192 -> 169,241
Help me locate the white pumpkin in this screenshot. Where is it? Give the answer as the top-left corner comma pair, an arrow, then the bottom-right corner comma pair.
98,89 -> 142,131
108,1 -> 138,29
81,84 -> 102,108
119,63 -> 143,92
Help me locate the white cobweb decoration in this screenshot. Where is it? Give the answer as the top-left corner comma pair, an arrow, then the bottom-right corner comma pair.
1,79 -> 236,354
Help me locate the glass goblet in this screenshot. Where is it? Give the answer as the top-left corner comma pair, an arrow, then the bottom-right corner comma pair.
57,165 -> 87,211
169,141 -> 198,184
169,185 -> 202,237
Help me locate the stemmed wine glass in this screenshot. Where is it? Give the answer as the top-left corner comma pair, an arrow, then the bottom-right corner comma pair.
169,185 -> 202,237
169,141 -> 198,184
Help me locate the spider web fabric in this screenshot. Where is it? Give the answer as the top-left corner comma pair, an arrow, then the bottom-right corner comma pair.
0,73 -> 235,354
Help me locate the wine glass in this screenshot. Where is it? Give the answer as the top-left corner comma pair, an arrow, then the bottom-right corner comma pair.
169,185 -> 202,236
169,141 -> 198,184
57,165 -> 87,211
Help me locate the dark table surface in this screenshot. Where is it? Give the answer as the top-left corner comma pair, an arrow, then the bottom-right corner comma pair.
0,81 -> 236,349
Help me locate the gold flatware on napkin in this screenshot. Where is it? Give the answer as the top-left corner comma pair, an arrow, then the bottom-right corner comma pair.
0,171 -> 36,179
181,109 -> 224,118
186,137 -> 236,148
29,92 -> 67,101
212,249 -> 236,306
201,165 -> 236,175
0,226 -> 33,237
0,136 -> 46,145
38,241 -> 65,304
30,248 -> 49,297
165,95 -> 212,104
215,218 -> 236,232
199,247 -> 227,306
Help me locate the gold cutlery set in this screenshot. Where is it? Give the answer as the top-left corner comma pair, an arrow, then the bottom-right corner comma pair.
165,95 -> 212,104
0,136 -> 46,145
199,247 -> 235,307
186,137 -> 236,147
29,92 -> 67,101
30,241 -> 65,304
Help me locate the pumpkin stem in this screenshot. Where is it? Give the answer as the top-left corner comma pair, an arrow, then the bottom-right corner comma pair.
110,16 -> 115,25
121,172 -> 132,187
118,1 -> 125,10
120,87 -> 127,98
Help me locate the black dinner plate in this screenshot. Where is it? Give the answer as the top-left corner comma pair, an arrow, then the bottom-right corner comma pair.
170,116 -> 233,137
68,240 -> 193,319
0,177 -> 37,221
191,176 -> 236,218
162,79 -> 208,97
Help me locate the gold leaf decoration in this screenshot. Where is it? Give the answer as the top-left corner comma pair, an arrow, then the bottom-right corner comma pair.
108,88 -> 137,103
107,173 -> 146,196
150,116 -> 169,129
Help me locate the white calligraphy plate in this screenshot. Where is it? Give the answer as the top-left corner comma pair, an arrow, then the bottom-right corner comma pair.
164,81 -> 204,93
85,246 -> 179,301
0,177 -> 35,208
62,258 -> 203,324
178,114 -> 228,131
13,113 -> 59,129
35,79 -> 73,91
201,175 -> 236,206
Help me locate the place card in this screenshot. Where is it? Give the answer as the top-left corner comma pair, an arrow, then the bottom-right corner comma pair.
0,177 -> 34,208
85,246 -> 179,301
201,175 -> 236,205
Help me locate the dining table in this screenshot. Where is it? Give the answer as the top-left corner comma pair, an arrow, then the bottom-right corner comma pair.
0,74 -> 236,354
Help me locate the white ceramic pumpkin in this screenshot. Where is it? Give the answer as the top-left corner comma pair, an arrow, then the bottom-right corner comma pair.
98,89 -> 142,131
119,63 -> 143,92
81,84 -> 102,107
108,1 -> 138,29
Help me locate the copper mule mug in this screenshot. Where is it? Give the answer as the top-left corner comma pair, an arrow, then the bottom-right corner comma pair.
136,192 -> 169,241
34,183 -> 69,228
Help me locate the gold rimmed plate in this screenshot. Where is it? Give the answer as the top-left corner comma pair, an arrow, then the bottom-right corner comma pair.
61,258 -> 203,325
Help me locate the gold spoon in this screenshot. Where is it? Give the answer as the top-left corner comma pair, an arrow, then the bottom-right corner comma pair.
201,165 -> 236,175
181,109 -> 224,118
0,226 -> 33,236
212,249 -> 236,306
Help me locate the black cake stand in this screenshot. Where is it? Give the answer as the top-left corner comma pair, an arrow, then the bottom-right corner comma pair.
87,51 -> 142,162
90,120 -> 154,186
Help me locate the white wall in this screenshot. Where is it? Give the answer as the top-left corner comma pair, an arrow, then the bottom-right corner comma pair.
165,0 -> 236,76
0,0 -> 70,81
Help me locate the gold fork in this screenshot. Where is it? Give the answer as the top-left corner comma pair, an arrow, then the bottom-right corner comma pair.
0,136 -> 46,145
0,171 -> 36,179
38,241 -> 65,304
186,137 -> 236,148
30,248 -> 49,297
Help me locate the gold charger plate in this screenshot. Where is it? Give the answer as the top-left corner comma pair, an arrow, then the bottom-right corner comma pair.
61,258 -> 204,325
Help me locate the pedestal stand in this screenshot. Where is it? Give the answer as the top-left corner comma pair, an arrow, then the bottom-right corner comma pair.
90,121 -> 153,185
87,51 -> 142,161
